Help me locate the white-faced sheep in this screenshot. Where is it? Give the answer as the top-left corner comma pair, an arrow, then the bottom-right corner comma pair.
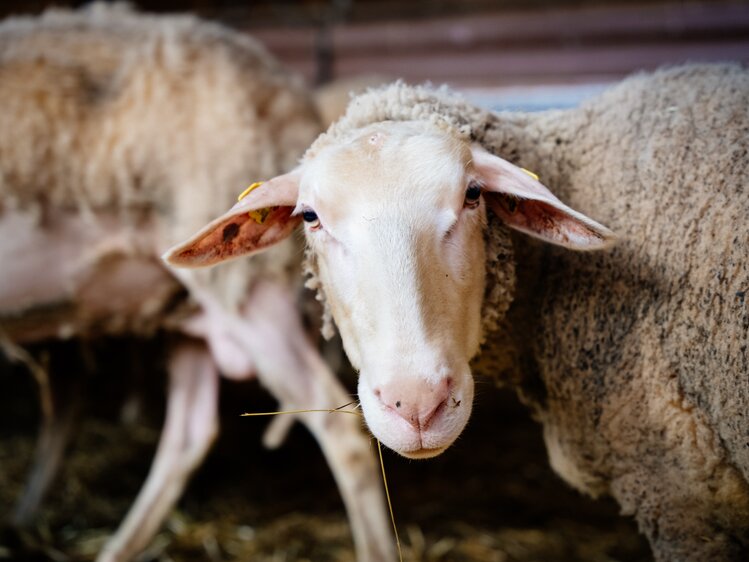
168,64 -> 749,561
0,5 -> 394,562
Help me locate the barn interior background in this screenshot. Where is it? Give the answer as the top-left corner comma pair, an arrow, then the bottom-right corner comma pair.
0,1 -> 747,561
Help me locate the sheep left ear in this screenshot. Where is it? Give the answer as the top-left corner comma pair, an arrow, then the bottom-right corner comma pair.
163,170 -> 302,268
471,145 -> 615,250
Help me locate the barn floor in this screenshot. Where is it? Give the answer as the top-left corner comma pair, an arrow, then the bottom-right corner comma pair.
0,338 -> 652,562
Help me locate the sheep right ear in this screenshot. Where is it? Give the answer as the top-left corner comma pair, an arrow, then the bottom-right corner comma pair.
163,171 -> 301,268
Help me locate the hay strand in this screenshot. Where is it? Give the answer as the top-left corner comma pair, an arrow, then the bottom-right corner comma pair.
241,405 -> 404,562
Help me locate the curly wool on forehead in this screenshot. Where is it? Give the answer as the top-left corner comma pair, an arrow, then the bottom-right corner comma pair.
311,119 -> 467,159
303,82 -> 484,161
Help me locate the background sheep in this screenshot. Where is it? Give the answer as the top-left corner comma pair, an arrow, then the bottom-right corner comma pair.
0,4 -> 393,562
168,63 -> 749,561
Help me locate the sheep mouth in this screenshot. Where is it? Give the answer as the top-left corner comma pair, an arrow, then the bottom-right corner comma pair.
398,445 -> 448,460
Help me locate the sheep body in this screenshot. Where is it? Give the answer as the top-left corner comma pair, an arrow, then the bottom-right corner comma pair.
0,6 -> 394,562
518,64 -> 749,559
0,2 -> 319,321
305,64 -> 749,560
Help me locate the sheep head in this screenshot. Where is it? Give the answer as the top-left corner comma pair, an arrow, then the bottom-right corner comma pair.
164,121 -> 614,459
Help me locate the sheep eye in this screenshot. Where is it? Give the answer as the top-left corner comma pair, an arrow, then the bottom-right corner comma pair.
301,209 -> 321,229
465,183 -> 482,208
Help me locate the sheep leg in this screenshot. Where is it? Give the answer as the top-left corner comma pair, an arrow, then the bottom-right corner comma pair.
119,341 -> 149,427
239,280 -> 396,562
12,365 -> 79,526
97,341 -> 219,562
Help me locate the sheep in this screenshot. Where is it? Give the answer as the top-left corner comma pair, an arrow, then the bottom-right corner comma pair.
0,4 -> 394,562
166,63 -> 749,561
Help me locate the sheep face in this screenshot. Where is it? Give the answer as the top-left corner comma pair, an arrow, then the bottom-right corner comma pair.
164,121 -> 614,459
298,123 -> 485,458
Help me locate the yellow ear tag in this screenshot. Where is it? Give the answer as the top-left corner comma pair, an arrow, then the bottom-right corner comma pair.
520,168 -> 539,181
237,181 -> 264,201
237,182 -> 270,224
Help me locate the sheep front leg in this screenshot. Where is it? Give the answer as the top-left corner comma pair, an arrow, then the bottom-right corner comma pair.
12,393 -> 77,525
12,360 -> 79,526
97,341 -> 219,562
240,280 -> 396,562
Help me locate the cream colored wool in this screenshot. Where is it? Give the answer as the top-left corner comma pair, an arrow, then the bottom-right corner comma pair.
305,65 -> 749,561
0,3 -> 320,319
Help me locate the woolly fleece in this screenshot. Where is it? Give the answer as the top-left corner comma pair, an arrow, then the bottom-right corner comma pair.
305,65 -> 749,561
0,3 -> 320,327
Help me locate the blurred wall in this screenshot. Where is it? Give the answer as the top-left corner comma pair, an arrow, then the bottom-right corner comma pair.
3,1 -> 748,108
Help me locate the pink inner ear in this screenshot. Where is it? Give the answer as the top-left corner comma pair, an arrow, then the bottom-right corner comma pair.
471,144 -> 615,250
487,195 -> 610,249
164,169 -> 303,268
166,206 -> 301,268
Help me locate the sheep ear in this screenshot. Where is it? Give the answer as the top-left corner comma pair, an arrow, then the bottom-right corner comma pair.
471,145 -> 615,250
163,171 -> 301,268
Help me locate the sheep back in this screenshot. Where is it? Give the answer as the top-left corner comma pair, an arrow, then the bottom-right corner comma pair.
0,3 -> 321,317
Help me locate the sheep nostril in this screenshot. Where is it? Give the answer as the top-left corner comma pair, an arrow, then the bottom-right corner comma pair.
421,397 -> 448,429
395,400 -> 401,408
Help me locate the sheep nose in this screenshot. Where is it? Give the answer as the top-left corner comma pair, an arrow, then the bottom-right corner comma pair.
374,377 -> 451,430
